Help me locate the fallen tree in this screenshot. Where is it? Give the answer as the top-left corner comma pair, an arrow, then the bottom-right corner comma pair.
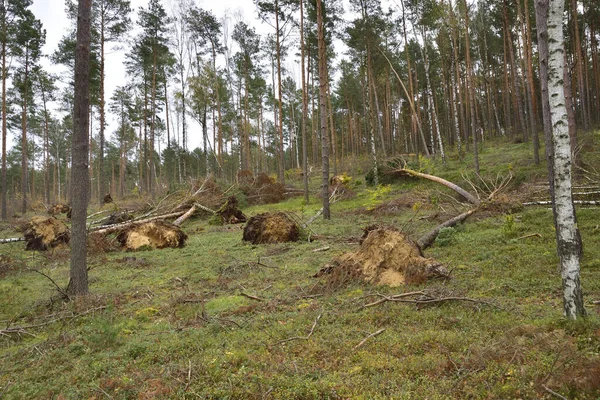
394,167 -> 481,205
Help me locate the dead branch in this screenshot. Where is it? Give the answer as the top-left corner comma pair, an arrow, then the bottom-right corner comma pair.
417,208 -> 478,250
517,233 -> 542,240
277,313 -> 322,344
353,328 -> 386,350
313,246 -> 330,252
240,292 -> 263,302
395,167 -> 481,205
363,291 -> 503,311
30,269 -> 70,301
363,291 -> 427,308
542,385 -> 568,400
90,211 -> 185,235
0,237 -> 25,244
0,306 -> 108,337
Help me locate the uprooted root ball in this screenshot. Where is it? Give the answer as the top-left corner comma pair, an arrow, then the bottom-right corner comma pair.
242,212 -> 299,244
116,220 -> 188,250
24,216 -> 70,251
316,226 -> 448,287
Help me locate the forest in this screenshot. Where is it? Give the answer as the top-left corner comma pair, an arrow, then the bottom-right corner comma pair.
1,0 -> 600,398
0,0 -> 596,210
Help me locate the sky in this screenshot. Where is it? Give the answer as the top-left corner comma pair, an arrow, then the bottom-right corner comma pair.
29,0 -> 270,151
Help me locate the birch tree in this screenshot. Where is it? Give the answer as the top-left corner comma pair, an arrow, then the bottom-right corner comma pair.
535,0 -> 585,319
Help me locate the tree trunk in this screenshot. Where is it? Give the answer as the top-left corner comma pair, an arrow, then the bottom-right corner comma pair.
536,0 -> 585,319
464,0 -> 479,173
316,0 -> 329,220
99,15 -> 106,204
1,19 -> 7,219
300,0 -> 309,203
275,0 -> 285,185
21,50 -> 29,215
70,0 -> 92,296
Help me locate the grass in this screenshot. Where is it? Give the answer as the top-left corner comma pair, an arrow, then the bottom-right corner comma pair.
2,137 -> 600,398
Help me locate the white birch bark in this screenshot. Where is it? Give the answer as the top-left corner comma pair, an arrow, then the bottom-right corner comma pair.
547,0 -> 585,318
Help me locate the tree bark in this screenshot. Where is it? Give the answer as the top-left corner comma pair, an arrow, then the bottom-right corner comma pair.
300,0 -> 309,203
69,0 -> 93,296
316,0 -> 329,220
537,0 -> 585,319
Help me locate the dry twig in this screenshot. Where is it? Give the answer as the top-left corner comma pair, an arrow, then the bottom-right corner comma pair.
277,313 -> 322,344
240,292 -> 263,302
542,385 -> 568,400
353,328 -> 386,350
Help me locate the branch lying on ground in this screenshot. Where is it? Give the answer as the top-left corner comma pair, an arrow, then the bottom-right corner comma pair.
30,269 -> 70,301
277,313 -> 322,344
353,328 -> 386,350
0,306 -> 108,338
362,290 -> 503,311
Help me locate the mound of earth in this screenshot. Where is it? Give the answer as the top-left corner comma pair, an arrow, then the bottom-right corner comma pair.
116,220 -> 187,250
216,196 -> 247,224
24,216 -> 70,251
242,212 -> 299,244
316,226 -> 448,287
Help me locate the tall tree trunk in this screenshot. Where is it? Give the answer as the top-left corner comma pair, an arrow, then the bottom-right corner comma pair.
40,77 -> 51,205
571,0 -> 589,129
21,51 -> 29,215
464,0 -> 479,173
99,14 -> 106,204
536,0 -> 585,319
300,0 -> 309,203
70,0 -> 92,296
1,17 -> 7,219
316,0 -> 329,220
275,0 -> 285,184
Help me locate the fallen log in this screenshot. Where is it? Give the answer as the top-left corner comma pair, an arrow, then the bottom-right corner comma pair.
173,205 -> 197,226
417,208 -> 478,250
524,200 -> 600,206
90,211 -> 185,235
395,168 -> 481,206
0,237 -> 25,244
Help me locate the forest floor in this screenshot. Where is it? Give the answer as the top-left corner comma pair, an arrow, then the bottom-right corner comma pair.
2,137 -> 600,399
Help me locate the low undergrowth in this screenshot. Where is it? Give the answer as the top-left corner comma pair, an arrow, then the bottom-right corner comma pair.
2,138 -> 600,399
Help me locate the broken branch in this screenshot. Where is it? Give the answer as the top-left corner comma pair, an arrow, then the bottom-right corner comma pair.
277,313 -> 322,344
353,328 -> 386,350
